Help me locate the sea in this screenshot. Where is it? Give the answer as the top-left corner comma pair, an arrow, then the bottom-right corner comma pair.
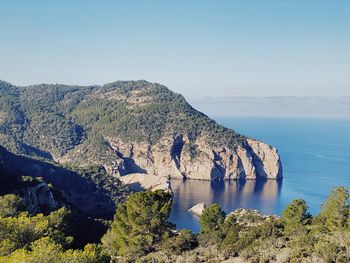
169,117 -> 350,232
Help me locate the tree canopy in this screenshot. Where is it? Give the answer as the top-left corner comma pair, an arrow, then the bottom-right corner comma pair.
102,190 -> 173,259
282,198 -> 312,236
317,186 -> 349,231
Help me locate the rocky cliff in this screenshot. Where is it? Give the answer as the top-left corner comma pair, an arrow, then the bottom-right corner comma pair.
0,80 -> 282,192
15,180 -> 58,214
111,134 -> 282,183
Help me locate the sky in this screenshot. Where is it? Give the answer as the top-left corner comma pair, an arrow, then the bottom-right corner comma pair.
1,0 -> 350,101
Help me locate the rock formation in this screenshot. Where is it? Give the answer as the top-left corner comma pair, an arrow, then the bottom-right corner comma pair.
106,134 -> 282,190
119,173 -> 172,193
16,181 -> 58,214
188,203 -> 207,216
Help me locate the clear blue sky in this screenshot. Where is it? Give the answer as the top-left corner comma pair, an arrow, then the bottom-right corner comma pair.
1,0 -> 349,98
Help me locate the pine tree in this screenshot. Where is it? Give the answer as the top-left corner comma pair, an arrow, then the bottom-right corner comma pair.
282,199 -> 311,236
199,204 -> 226,245
317,186 -> 349,231
102,190 -> 172,259
200,204 -> 226,234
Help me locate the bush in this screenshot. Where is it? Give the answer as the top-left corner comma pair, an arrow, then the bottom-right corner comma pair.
0,237 -> 109,263
161,229 -> 198,255
219,223 -> 241,255
0,194 -> 24,217
315,238 -> 346,263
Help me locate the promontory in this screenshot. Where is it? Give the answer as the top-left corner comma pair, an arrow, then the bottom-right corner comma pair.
0,80 -> 282,191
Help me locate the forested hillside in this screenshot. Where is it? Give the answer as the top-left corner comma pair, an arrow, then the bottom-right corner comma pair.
0,80 -> 243,164
0,145 -> 127,218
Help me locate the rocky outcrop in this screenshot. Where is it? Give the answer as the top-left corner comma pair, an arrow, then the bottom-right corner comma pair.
245,139 -> 283,179
107,135 -> 282,190
188,203 -> 206,216
119,173 -> 172,193
16,182 -> 58,214
226,208 -> 279,227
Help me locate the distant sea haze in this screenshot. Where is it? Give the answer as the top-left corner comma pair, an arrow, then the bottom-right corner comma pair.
189,96 -> 350,119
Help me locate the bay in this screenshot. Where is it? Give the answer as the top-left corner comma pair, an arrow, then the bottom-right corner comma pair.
169,117 -> 350,232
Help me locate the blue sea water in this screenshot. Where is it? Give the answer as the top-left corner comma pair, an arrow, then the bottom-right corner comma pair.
169,117 -> 350,232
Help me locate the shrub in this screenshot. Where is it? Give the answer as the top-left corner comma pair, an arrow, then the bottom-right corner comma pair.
161,229 -> 198,255
0,194 -> 24,217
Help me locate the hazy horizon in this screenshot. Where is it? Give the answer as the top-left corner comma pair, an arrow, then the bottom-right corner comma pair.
1,0 -> 350,99
190,96 -> 350,119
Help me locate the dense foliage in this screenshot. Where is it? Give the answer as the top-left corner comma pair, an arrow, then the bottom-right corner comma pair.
102,190 -> 173,260
199,203 -> 226,245
0,195 -> 24,217
194,187 -> 349,263
0,195 -> 108,263
0,158 -> 349,262
281,198 -> 312,236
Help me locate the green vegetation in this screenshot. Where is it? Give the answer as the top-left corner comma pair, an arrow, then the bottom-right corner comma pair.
134,187 -> 349,262
281,199 -> 311,236
101,190 -> 173,260
317,186 -> 350,231
0,144 -> 128,220
196,186 -> 349,263
0,194 -> 108,263
199,203 -> 226,245
68,165 -> 128,204
0,80 -> 244,165
160,229 -> 198,255
0,187 -> 349,262
0,195 -> 24,217
1,238 -> 107,263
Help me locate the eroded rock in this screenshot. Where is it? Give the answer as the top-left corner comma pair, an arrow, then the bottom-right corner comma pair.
111,136 -> 282,191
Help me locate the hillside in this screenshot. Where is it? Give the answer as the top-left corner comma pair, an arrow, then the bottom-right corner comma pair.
0,145 -> 127,218
0,80 -> 282,190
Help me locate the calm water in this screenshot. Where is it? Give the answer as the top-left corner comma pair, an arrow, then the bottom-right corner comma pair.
169,117 -> 350,232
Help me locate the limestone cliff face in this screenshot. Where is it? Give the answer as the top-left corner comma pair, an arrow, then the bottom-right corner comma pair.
106,133 -> 282,190
245,139 -> 283,179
